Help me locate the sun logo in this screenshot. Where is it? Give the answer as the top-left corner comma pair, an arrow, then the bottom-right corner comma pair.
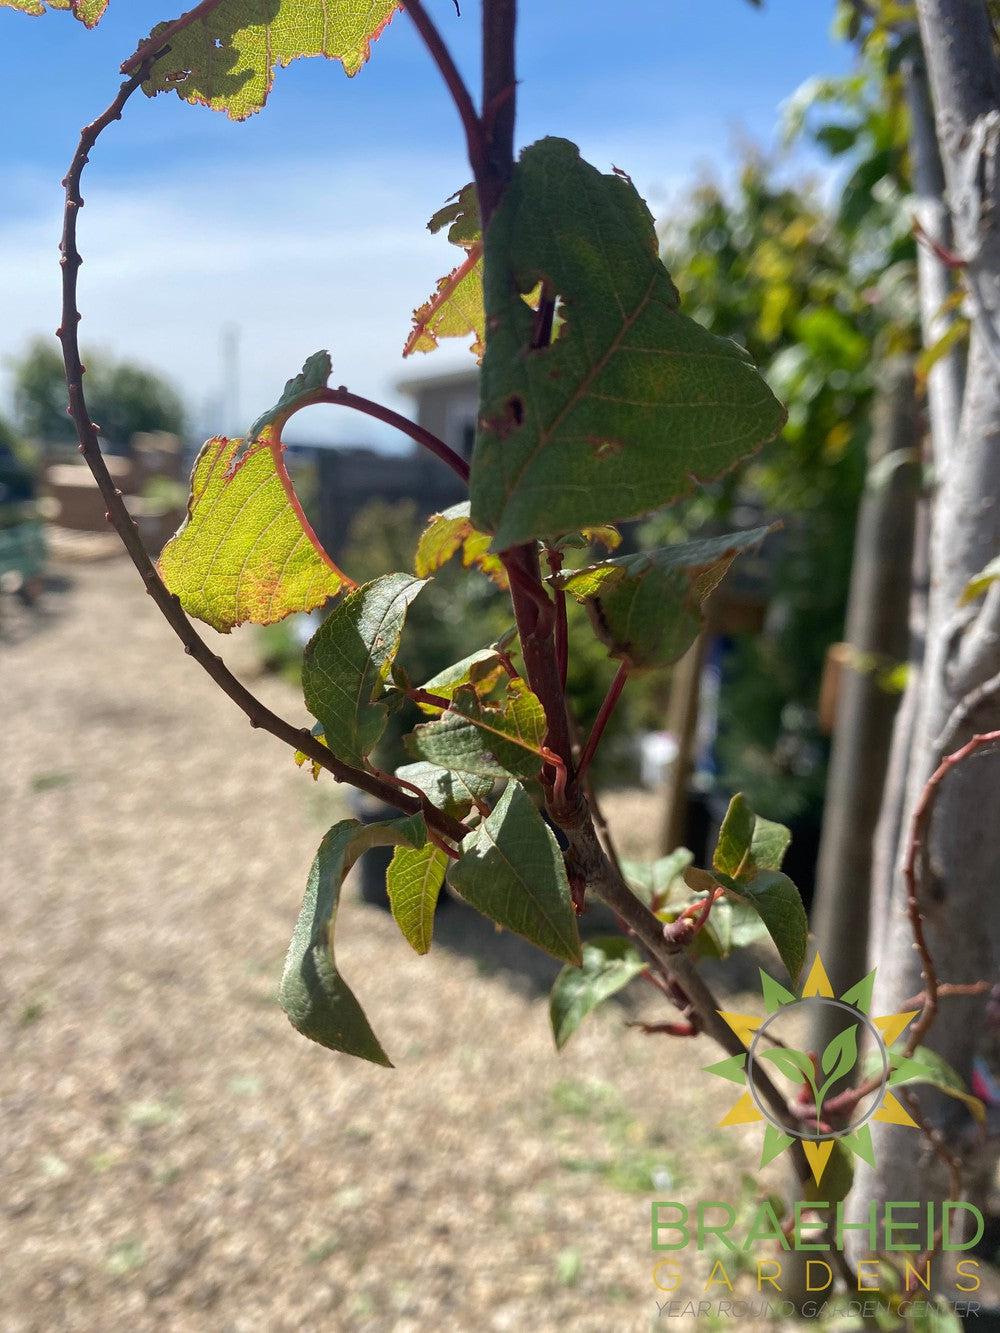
705,955 -> 931,1186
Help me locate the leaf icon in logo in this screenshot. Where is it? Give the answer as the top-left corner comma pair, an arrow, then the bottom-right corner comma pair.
759,1045 -> 818,1100
817,1024 -> 859,1109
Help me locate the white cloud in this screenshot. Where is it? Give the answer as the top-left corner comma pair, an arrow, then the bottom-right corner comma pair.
0,138 -> 693,449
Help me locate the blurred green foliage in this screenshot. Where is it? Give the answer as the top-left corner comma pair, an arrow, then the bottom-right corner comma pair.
646,35 -> 918,819
11,338 -> 185,449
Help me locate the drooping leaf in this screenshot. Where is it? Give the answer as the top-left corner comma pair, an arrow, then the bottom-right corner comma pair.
386,841 -> 449,955
413,501 -> 507,587
549,937 -> 647,1049
405,185 -> 484,360
960,555 -> 1000,606
448,781 -> 581,964
394,760 -> 493,817
158,351 -> 353,632
279,814 -> 425,1063
915,317 -> 970,390
302,573 -> 425,767
717,868 -> 808,982
136,0 -> 398,121
407,679 -> 547,780
470,137 -> 786,548
415,649 -> 506,714
552,528 -> 771,668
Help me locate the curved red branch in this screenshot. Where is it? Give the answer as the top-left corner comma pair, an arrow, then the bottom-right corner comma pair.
56,72 -> 467,846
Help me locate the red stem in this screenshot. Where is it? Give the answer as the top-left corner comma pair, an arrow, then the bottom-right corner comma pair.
400,0 -> 486,184
576,662 -> 630,783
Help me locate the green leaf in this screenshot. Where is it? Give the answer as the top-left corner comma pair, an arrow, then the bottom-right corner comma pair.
394,760 -> 492,817
413,501 -> 508,587
279,815 -> 425,1063
805,1141 -> 854,1205
552,528 -> 770,668
712,792 -> 792,881
470,138 -> 786,548
719,869 -> 808,982
713,793 -> 757,878
136,0 -> 397,121
621,847 -> 693,907
960,554 -> 1000,605
386,842 -> 449,955
878,1044 -> 987,1123
158,351 -> 353,632
915,317 -> 970,390
407,678 -> 547,780
404,185 -> 485,361
415,648 -> 506,714
549,937 -> 647,1050
448,781 -> 581,964
302,573 -> 426,766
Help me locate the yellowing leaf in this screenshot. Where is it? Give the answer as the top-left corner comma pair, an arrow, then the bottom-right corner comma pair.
159,353 -> 353,631
960,555 -> 1000,606
407,679 -> 547,780
386,841 -> 449,954
471,138 -> 786,548
136,0 -> 398,120
405,184 -> 485,361
414,501 -> 507,588
1,0 -> 106,21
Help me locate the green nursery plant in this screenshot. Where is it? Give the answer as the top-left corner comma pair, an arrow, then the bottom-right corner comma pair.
13,0 -> 995,1317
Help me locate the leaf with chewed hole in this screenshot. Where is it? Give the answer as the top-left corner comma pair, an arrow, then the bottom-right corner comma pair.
407,679 -> 546,780
386,841 -> 449,954
280,814 -> 425,1063
448,782 -> 581,964
471,138 -> 786,548
302,573 -> 426,767
135,0 -> 397,121
159,351 -> 352,631
553,528 -> 771,669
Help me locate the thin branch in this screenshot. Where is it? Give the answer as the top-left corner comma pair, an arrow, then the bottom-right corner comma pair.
400,0 -> 486,183
56,73 -> 468,848
121,0 -> 226,74
576,661 -> 630,783
901,728 -> 1000,1055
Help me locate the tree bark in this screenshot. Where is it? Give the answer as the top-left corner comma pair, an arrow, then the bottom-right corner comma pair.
861,0 -> 1000,1231
809,362 -> 919,1053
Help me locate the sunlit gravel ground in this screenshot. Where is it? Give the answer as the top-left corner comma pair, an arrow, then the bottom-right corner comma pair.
3,559 -> 782,1332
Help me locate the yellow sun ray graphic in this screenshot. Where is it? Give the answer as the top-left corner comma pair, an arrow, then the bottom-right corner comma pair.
705,956 -> 932,1186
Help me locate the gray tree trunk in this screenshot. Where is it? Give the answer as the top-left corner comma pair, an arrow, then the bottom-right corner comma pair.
860,0 -> 1000,1229
809,363 -> 919,1056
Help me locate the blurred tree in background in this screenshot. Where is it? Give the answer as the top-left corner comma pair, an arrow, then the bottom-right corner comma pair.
11,338 -> 185,449
646,36 -> 919,824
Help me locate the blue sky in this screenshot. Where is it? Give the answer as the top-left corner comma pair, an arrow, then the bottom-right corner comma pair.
0,0 -> 850,445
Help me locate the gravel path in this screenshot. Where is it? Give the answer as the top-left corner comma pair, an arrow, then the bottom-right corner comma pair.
1,560 -> 760,1333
